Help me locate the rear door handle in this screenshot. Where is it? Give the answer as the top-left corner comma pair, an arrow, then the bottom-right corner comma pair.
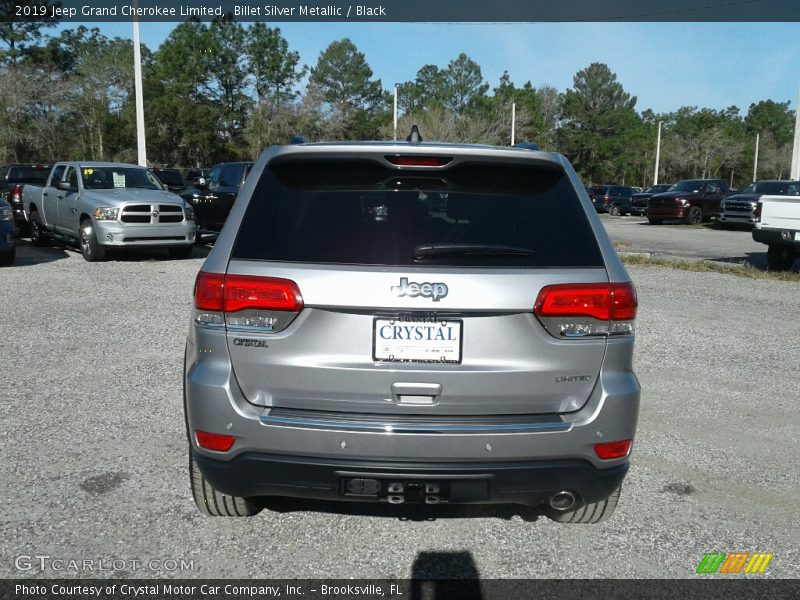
57,195 -> 64,199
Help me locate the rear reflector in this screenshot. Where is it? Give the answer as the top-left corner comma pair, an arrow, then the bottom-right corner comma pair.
534,283 -> 637,321
385,155 -> 453,167
193,272 -> 303,312
594,439 -> 632,460
195,430 -> 236,452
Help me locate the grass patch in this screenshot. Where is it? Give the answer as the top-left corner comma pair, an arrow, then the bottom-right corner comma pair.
619,253 -> 800,282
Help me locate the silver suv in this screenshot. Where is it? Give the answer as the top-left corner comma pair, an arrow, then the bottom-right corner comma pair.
184,135 -> 640,523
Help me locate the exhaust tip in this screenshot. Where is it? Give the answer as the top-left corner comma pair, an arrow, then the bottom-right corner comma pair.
549,490 -> 576,511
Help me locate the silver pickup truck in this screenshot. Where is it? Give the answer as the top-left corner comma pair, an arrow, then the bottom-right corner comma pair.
22,161 -> 196,261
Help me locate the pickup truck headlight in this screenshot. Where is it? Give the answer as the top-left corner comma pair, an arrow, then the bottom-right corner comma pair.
94,207 -> 119,221
0,205 -> 12,221
184,205 -> 195,221
719,201 -> 726,210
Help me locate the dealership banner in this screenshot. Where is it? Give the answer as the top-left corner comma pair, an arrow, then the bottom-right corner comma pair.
7,0 -> 800,22
4,579 -> 800,599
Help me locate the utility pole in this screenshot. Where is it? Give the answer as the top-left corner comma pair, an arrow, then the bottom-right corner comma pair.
510,102 -> 516,146
393,85 -> 398,141
792,85 -> 800,180
653,121 -> 662,185
753,132 -> 760,183
132,3 -> 147,167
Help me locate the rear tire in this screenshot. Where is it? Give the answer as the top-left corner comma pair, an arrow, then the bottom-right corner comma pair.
547,484 -> 621,524
686,206 -> 702,225
29,211 -> 49,246
609,205 -> 620,217
647,218 -> 662,225
190,453 -> 261,517
80,219 -> 106,262
0,246 -> 14,266
168,245 -> 194,259
767,244 -> 796,271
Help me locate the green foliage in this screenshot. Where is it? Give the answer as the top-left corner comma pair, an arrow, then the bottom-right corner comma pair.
1,26 -> 795,186
0,0 -> 60,65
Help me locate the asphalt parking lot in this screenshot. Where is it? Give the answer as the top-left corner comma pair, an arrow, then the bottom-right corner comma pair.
1,238 -> 799,579
600,214 -> 779,270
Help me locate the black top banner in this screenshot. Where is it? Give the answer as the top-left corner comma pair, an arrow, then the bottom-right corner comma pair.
7,0 -> 800,22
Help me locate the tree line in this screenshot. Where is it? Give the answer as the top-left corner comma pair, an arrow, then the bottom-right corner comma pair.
0,12 -> 796,188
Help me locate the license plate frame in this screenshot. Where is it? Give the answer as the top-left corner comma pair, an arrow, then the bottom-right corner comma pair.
372,317 -> 463,364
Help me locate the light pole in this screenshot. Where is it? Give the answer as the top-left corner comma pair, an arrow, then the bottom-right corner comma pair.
753,132 -> 760,183
393,85 -> 398,141
791,85 -> 800,180
510,102 -> 516,146
132,2 -> 147,166
653,121 -> 662,185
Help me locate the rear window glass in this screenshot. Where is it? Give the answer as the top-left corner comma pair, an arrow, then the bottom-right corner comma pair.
231,159 -> 604,268
153,170 -> 184,187
8,166 -> 49,183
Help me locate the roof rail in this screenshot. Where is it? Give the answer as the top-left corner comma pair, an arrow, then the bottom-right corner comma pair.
289,135 -> 308,144
406,125 -> 423,144
515,141 -> 540,151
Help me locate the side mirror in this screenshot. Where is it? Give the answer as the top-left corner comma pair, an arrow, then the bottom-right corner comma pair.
195,177 -> 207,188
57,180 -> 74,191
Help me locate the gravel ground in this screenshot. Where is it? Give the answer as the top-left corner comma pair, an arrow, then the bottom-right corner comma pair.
1,240 -> 799,579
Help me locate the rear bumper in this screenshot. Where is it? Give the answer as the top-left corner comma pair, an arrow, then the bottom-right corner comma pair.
194,451 -> 629,506
752,227 -> 800,248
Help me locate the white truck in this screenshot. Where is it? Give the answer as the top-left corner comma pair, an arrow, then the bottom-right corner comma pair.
22,161 -> 196,261
752,194 -> 800,270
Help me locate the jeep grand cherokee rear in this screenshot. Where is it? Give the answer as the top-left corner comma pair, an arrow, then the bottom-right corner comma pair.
184,138 -> 640,523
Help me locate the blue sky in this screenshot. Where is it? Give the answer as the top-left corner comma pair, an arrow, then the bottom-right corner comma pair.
54,21 -> 800,114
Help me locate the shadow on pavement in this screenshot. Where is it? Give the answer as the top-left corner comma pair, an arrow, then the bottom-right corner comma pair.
7,239 -> 70,267
411,552 -> 483,598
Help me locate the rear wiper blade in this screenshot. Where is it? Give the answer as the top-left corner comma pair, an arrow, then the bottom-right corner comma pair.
413,243 -> 536,259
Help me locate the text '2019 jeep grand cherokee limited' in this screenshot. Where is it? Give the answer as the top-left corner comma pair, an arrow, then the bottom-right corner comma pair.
184,135 -> 641,523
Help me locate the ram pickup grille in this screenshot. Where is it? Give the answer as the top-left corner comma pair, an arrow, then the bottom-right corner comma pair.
724,203 -> 754,213
120,204 -> 185,225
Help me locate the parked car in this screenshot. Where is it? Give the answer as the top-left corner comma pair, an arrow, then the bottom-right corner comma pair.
181,162 -> 252,239
646,179 -> 731,224
0,198 -> 15,266
184,168 -> 210,187
752,193 -> 800,270
630,184 -> 673,216
0,163 -> 51,230
151,168 -> 186,194
184,133 -> 640,522
719,180 -> 800,229
22,161 -> 196,261
590,185 -> 638,216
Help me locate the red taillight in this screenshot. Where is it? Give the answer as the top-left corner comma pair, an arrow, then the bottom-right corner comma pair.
195,430 -> 236,452
534,283 -> 637,321
10,184 -> 23,205
194,271 -> 225,311
754,201 -> 762,222
594,439 -> 632,460
223,275 -> 303,312
603,196 -> 611,204
385,155 -> 453,167
194,272 -> 303,313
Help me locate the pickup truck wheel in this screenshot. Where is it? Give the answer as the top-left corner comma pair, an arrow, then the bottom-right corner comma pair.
547,484 -> 621,524
608,205 -> 620,217
190,453 -> 261,517
0,246 -> 14,266
168,245 -> 194,259
767,244 -> 796,271
29,211 -> 49,246
80,219 -> 106,262
686,206 -> 702,225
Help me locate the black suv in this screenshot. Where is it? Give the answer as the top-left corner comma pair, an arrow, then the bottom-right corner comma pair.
181,162 -> 253,239
589,185 -> 637,216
